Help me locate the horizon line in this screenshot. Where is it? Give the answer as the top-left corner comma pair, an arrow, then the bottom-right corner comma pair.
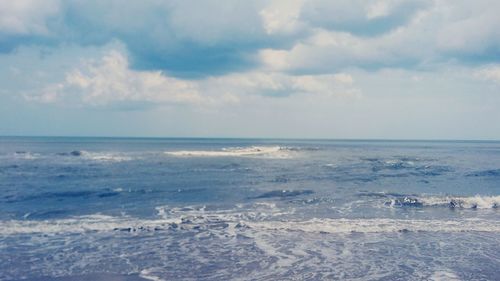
1,135 -> 499,143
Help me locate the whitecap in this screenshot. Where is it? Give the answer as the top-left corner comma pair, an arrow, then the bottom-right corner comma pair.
387,195 -> 500,209
1,215 -> 499,236
11,151 -> 40,160
429,270 -> 461,281
139,268 -> 165,281
164,146 -> 292,158
79,151 -> 132,162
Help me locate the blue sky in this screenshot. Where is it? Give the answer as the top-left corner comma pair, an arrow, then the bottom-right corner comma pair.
1,0 -> 500,139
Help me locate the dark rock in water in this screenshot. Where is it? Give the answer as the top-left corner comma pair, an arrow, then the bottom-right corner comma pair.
449,200 -> 462,208
114,227 -> 133,232
70,150 -> 82,156
449,199 -> 477,209
253,189 -> 314,199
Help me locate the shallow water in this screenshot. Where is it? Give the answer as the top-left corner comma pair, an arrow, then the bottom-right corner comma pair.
0,137 -> 499,280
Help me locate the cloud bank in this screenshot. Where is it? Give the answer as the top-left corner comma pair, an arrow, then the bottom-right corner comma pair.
2,0 -> 500,76
26,50 -> 358,108
1,0 -> 500,139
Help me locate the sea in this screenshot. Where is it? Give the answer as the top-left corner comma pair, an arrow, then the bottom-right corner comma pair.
0,137 -> 499,281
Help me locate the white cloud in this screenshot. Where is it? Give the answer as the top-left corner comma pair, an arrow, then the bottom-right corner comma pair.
259,29 -> 392,72
0,0 -> 60,35
475,66 -> 500,83
435,1 -> 500,54
258,0 -> 500,74
30,51 -> 207,107
259,0 -> 305,35
165,0 -> 264,45
332,73 -> 354,84
205,71 -> 359,98
366,0 -> 392,19
3,0 -> 500,76
27,50 -> 360,108
259,49 -> 290,70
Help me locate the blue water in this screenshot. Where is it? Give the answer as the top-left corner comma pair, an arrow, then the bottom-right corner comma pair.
0,137 -> 499,280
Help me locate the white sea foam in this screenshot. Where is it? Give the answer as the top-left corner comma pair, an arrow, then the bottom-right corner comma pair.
388,195 -> 500,209
79,151 -> 132,162
0,214 -> 180,235
418,195 -> 500,209
10,152 -> 40,160
1,215 -> 498,236
155,202 -> 294,222
246,218 -> 500,234
139,268 -> 166,281
164,146 -> 292,158
429,270 -> 462,281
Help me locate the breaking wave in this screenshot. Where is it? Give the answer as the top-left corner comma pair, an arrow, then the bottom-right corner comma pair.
6,151 -> 40,160
1,150 -> 133,162
1,211 -> 499,235
58,150 -> 132,162
247,218 -> 500,234
164,146 -> 294,158
386,195 -> 500,209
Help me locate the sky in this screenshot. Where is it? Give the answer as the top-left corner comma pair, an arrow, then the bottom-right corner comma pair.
1,0 -> 500,139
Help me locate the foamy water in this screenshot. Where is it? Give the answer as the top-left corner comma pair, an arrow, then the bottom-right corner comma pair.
164,146 -> 293,158
1,215 -> 498,236
1,137 -> 499,280
386,195 -> 500,209
79,151 -> 133,162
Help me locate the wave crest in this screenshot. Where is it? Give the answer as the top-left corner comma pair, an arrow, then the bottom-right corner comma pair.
59,150 -> 132,162
164,146 -> 292,158
386,195 -> 500,209
1,215 -> 498,235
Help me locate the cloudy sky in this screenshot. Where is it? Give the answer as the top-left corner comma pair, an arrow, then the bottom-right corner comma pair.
1,0 -> 500,139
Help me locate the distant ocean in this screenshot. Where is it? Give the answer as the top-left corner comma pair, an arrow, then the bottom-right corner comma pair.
0,137 -> 499,280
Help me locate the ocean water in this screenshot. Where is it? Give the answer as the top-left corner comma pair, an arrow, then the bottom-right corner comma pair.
0,137 -> 499,281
